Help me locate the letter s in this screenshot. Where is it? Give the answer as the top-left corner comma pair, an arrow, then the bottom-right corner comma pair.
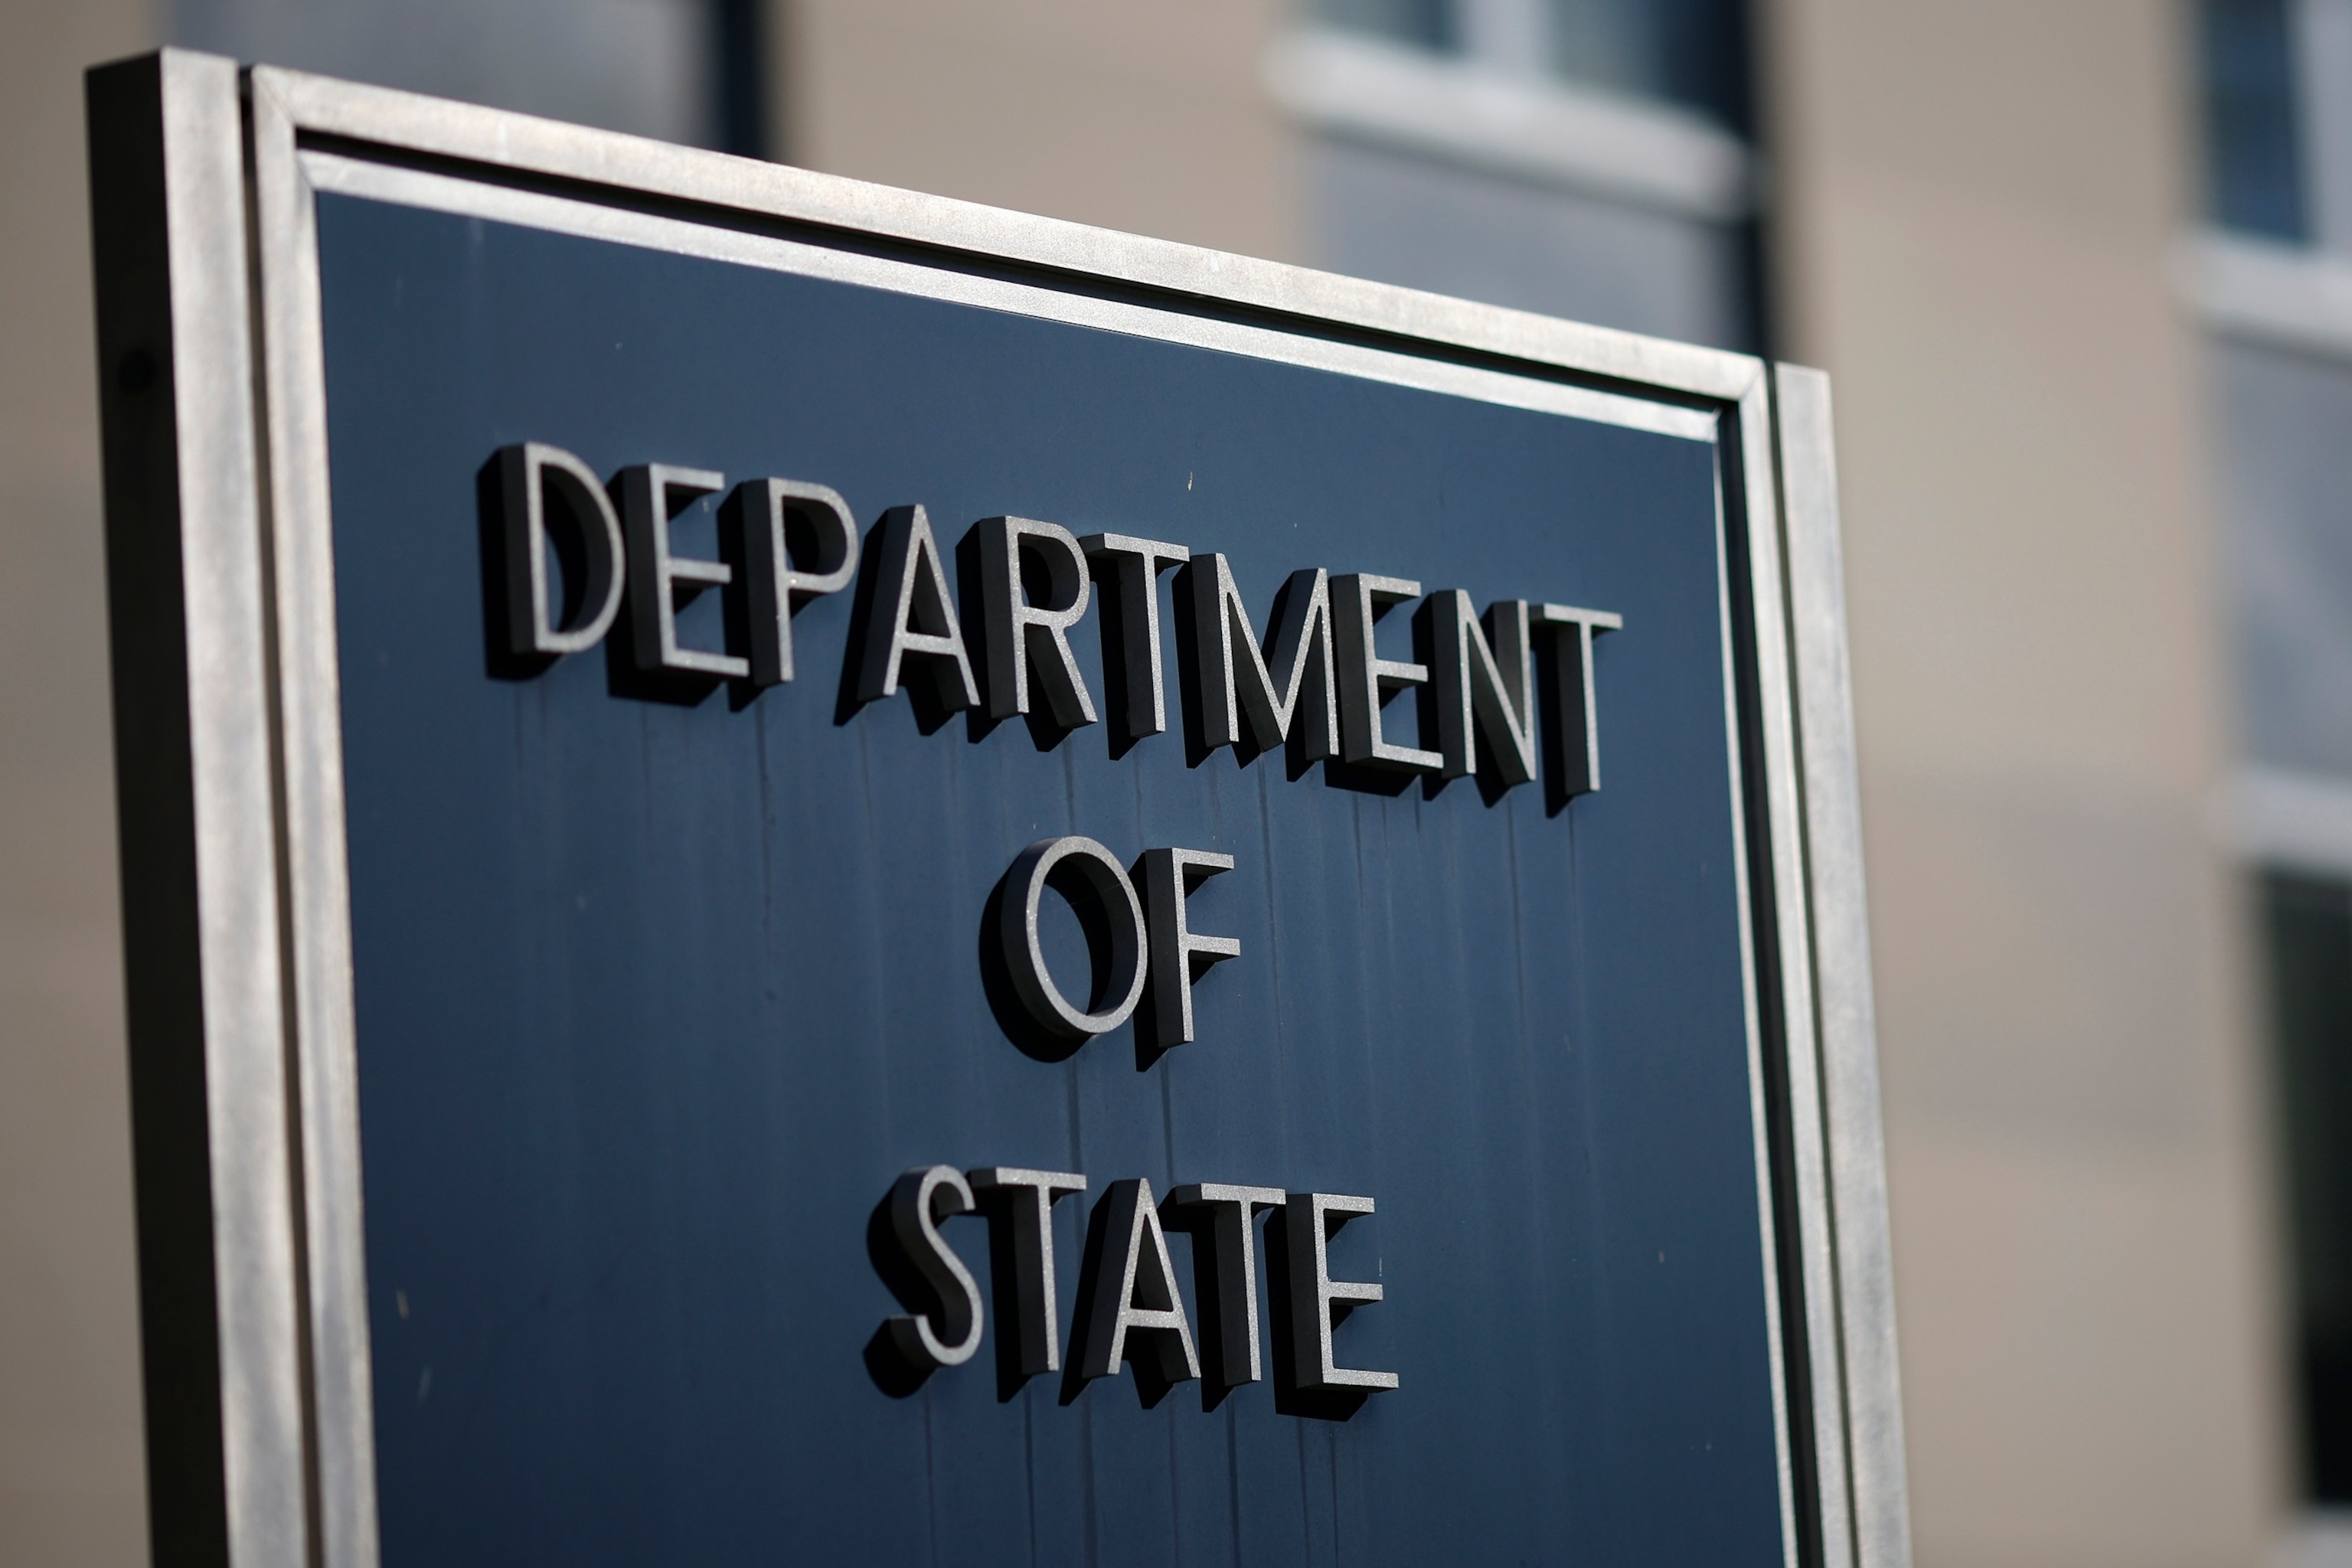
876,1165 -> 985,1370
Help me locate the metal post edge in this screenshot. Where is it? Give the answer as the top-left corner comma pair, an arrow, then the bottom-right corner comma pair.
249,63 -> 1766,407
86,47 -> 312,1568
1770,362 -> 1915,1568
1729,374 -> 1854,1568
247,63 -> 381,1568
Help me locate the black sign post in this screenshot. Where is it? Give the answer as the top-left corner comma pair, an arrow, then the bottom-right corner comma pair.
88,48 -> 1909,1568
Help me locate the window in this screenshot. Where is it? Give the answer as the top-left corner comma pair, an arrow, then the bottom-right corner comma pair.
1312,0 -> 1749,130
1316,0 -> 1455,54
2267,872 -> 2352,1500
2194,2 -> 2352,1517
1282,0 -> 1762,349
1544,0 -> 1749,132
2200,0 -> 2308,241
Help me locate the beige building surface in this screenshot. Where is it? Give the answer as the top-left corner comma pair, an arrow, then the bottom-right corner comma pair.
1770,3 -> 2280,1563
2,3 -> 158,1565
781,0 -> 1295,264
0,1 -> 2293,1564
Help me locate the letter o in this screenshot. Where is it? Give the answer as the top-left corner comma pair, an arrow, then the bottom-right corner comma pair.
995,836 -> 1148,1042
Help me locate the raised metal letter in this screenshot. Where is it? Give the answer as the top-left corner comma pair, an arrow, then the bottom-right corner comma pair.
975,516 -> 1096,727
1532,603 -> 1623,800
1080,533 -> 1189,741
878,1165 -> 985,1370
1178,556 -> 1339,760
727,477 -> 859,687
1332,573 -> 1440,772
618,462 -> 747,681
970,1167 -> 1087,1377
1426,593 -> 1537,786
1163,1183 -> 1283,1391
496,442 -> 625,658
854,504 -> 980,710
1283,1191 -> 1398,1393
1137,848 -> 1240,1047
1072,1178 -> 1200,1389
994,836 -> 1148,1041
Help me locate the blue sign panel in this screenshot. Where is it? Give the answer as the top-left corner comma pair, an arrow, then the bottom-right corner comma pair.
319,191 -> 1782,1567
92,54 -> 1904,1568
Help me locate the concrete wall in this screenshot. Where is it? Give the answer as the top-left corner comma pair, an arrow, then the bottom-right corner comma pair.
779,0 -> 1296,263
1766,2 -> 2284,1563
0,5 -> 158,1566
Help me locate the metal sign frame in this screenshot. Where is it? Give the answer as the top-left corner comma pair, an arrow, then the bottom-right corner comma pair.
85,47 -> 1908,1568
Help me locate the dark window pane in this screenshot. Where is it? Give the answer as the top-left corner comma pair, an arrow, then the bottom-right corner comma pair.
713,0 -> 766,158
1546,0 -> 1752,132
1315,0 -> 1458,52
2200,0 -> 2309,240
2265,871 -> 2352,1500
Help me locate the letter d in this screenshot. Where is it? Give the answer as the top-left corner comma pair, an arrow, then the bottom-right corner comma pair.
495,441 -> 626,658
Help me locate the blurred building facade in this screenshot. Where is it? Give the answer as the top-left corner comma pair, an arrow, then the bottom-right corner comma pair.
2197,5 -> 2352,1557
0,1 -> 2318,1564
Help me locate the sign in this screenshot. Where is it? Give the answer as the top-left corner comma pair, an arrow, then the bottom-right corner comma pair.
88,50 -> 1909,1568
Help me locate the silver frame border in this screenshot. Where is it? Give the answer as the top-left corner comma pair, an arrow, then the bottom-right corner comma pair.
90,48 -> 1910,1568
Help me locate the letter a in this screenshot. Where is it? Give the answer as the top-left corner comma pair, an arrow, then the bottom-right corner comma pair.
854,504 -> 980,710
1070,1177 -> 1200,1400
